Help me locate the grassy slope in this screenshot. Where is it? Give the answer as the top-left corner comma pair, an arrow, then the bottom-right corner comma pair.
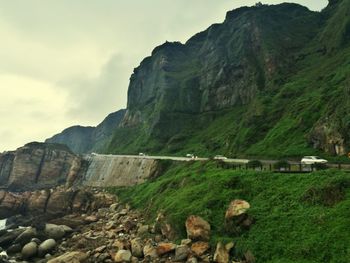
110,162 -> 350,263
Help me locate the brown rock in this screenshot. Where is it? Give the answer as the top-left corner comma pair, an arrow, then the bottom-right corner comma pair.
156,242 -> 176,256
185,215 -> 211,241
114,249 -> 132,262
225,200 -> 250,220
191,241 -> 210,257
47,251 -> 88,263
154,212 -> 176,240
213,242 -> 234,263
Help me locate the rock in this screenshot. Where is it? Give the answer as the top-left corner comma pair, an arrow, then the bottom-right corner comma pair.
114,249 -> 132,262
174,245 -> 189,261
6,243 -> 22,254
14,227 -> 37,246
225,200 -> 250,220
0,228 -> 25,247
191,241 -> 210,257
110,203 -> 119,211
137,225 -> 149,236
47,251 -> 88,263
154,212 -> 176,240
31,237 -> 42,244
131,238 -> 143,258
44,224 -> 66,240
213,242 -> 234,263
156,242 -> 176,256
38,239 -> 56,257
181,239 -> 192,246
84,215 -> 98,224
21,241 -> 38,259
143,243 -> 158,259
185,215 -> 211,241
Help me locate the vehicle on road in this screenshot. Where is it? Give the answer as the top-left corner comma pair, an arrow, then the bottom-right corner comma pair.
301,156 -> 328,164
139,153 -> 145,156
186,153 -> 194,158
214,155 -> 228,160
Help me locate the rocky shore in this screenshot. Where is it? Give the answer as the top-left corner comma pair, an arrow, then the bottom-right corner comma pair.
0,196 -> 254,263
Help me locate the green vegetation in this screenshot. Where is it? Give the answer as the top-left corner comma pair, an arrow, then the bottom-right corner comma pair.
110,161 -> 350,263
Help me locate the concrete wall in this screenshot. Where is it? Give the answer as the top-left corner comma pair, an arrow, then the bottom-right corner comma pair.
82,155 -> 160,187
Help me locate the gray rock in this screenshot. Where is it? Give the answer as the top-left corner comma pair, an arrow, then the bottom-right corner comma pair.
14,227 -> 37,246
44,224 -> 66,240
175,245 -> 189,261
6,243 -> 22,254
21,241 -> 38,259
38,239 -> 56,257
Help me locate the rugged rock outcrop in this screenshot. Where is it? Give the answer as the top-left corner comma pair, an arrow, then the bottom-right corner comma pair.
46,109 -> 126,154
0,187 -> 114,219
0,142 -> 81,192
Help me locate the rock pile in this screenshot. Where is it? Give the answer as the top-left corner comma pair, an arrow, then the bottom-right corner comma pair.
0,197 -> 254,263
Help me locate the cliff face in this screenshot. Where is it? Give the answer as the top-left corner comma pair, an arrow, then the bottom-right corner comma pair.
0,142 -> 80,191
46,109 -> 126,154
105,1 -> 350,157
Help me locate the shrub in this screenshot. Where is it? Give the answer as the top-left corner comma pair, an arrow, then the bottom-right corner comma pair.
274,160 -> 290,171
247,160 -> 263,169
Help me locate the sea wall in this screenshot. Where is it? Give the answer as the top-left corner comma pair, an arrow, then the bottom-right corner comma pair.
82,155 -> 160,187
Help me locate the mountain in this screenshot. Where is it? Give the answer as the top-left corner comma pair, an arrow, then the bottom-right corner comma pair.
49,0 -> 350,158
46,109 -> 125,154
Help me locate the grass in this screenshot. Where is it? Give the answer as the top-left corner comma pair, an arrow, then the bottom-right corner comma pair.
109,161 -> 350,263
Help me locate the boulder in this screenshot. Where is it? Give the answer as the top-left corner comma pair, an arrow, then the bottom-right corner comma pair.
131,238 -> 143,258
174,245 -> 189,261
191,241 -> 210,257
114,249 -> 132,262
213,242 -> 234,263
38,239 -> 57,257
143,243 -> 158,259
14,227 -> 37,246
156,242 -> 176,256
154,212 -> 176,240
185,215 -> 211,241
44,224 -> 66,240
47,251 -> 88,263
21,241 -> 38,259
225,200 -> 250,220
6,243 -> 22,254
0,228 -> 25,247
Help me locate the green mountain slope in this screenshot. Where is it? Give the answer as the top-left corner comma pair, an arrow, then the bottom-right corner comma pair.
105,1 -> 350,158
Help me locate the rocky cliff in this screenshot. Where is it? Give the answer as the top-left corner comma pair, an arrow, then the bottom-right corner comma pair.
46,109 -> 126,154
0,142 -> 81,192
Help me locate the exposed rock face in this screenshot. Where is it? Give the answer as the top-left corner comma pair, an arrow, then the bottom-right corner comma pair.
309,123 -> 347,155
0,142 -> 81,192
46,109 -> 126,154
0,187 -> 114,219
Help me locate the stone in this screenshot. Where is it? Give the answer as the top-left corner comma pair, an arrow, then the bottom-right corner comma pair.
14,227 -> 37,245
191,241 -> 210,257
6,243 -> 22,254
21,241 -> 38,259
156,242 -> 176,255
174,245 -> 189,261
84,215 -> 98,224
0,228 -> 25,247
154,212 -> 176,240
114,249 -> 132,262
131,238 -> 143,258
185,215 -> 211,241
137,225 -> 149,236
44,224 -> 66,240
38,239 -> 57,257
213,242 -> 234,263
143,243 -> 158,259
47,251 -> 88,263
225,200 -> 250,220
181,239 -> 192,246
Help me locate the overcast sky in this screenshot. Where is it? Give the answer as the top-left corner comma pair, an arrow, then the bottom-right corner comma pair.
0,0 -> 328,151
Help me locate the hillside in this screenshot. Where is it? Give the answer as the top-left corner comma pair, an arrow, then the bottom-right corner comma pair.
48,0 -> 350,158
111,161 -> 350,263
